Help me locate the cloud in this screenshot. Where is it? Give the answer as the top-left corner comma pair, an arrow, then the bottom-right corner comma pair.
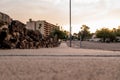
0,0 -> 120,32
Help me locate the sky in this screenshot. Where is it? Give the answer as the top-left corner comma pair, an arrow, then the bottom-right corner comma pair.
0,0 -> 120,33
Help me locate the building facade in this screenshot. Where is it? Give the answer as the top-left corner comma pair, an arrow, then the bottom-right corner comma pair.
26,19 -> 57,37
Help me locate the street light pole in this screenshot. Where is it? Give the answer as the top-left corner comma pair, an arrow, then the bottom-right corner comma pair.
69,0 -> 72,47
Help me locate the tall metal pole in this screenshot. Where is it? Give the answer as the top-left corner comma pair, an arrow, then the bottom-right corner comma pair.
69,0 -> 72,47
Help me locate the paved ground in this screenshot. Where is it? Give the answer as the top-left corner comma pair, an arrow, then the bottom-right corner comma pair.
0,42 -> 120,80
0,42 -> 120,55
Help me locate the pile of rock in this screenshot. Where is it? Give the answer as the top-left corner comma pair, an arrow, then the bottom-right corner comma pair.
0,12 -> 12,26
0,12 -> 60,49
0,20 -> 60,49
0,12 -> 61,49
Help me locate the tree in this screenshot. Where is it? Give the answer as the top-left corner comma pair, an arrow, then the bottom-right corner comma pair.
50,27 -> 68,40
73,33 -> 78,40
80,25 -> 90,41
113,27 -> 120,42
109,31 -> 116,42
116,27 -> 120,36
96,28 -> 116,42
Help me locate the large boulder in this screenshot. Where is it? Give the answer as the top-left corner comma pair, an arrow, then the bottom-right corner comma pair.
8,20 -> 26,34
27,30 -> 42,41
0,12 -> 12,27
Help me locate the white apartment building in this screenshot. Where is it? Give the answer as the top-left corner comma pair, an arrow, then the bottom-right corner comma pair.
26,19 -> 57,37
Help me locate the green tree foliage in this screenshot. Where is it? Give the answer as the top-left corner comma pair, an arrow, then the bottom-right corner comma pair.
96,28 -> 110,42
50,27 -> 68,40
72,33 -> 78,40
79,25 -> 90,41
96,28 -> 116,42
116,27 -> 120,36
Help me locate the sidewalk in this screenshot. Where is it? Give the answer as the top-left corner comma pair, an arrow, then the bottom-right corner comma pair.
58,42 -> 70,49
0,42 -> 120,55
